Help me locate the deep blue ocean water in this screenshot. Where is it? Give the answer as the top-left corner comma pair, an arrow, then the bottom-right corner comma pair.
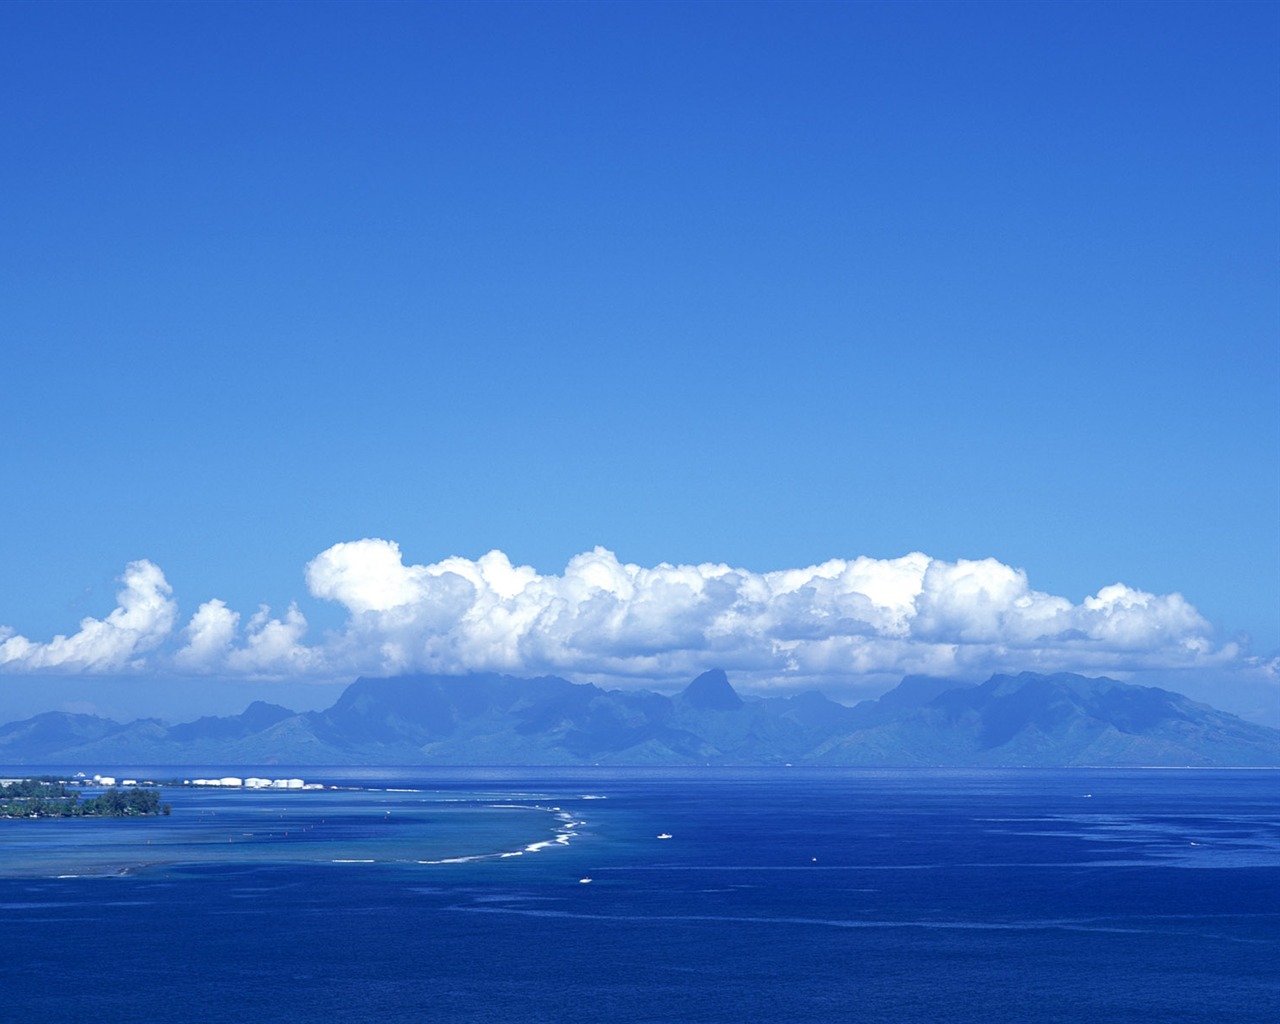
0,768 -> 1275,1023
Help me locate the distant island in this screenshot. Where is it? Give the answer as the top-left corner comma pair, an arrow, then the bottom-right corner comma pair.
1,670 -> 1277,768
0,777 -> 169,818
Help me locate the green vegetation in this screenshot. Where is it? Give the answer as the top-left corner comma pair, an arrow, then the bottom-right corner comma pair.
0,777 -> 170,818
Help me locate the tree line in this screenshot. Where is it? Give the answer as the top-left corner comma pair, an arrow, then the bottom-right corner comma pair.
0,777 -> 170,818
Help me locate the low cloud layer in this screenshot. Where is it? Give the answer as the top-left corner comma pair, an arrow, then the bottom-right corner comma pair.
2,540 -> 1268,702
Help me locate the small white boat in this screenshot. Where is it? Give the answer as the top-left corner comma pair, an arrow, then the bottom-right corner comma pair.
656,833 -> 673,840
578,877 -> 593,883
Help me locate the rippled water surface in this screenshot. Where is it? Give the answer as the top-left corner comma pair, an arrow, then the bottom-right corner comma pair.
1,767 -> 1276,1023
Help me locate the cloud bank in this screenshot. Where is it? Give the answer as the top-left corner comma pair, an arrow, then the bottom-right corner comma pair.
2,540 -> 1266,700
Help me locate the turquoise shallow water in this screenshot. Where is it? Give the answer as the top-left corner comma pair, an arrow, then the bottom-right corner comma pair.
0,767 -> 1276,1023
0,776 -> 578,877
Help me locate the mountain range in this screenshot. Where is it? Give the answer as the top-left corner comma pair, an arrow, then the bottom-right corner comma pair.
0,670 -> 1276,767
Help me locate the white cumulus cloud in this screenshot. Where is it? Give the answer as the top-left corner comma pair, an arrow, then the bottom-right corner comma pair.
0,560 -> 177,672
173,599 -> 314,678
286,540 -> 1233,688
174,599 -> 239,670
0,542 -> 1251,699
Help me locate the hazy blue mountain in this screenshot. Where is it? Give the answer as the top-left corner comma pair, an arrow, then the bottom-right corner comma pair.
0,670 -> 1276,767
679,669 -> 744,711
0,711 -> 128,762
813,672 -> 1280,766
166,702 -> 295,744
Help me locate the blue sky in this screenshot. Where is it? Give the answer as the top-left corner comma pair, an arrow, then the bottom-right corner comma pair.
1,1 -> 1276,724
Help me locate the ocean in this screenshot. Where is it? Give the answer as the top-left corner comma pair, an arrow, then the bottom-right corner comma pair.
0,768 -> 1275,1023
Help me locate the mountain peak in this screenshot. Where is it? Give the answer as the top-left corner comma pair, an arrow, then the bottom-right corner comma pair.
679,669 -> 743,711
0,669 -> 1275,766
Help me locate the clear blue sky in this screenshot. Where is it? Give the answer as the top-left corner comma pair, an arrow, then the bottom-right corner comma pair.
1,1 -> 1276,721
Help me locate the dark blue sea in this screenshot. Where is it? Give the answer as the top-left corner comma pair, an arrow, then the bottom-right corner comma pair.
0,768 -> 1276,1023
